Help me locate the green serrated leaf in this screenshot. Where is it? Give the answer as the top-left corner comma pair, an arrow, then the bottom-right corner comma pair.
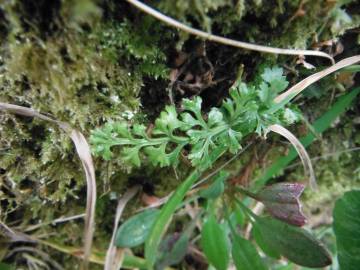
183,96 -> 202,115
115,209 -> 160,248
235,82 -> 250,98
155,106 -> 183,134
122,146 -> 141,167
261,67 -> 285,83
333,190 -> 360,270
208,108 -> 224,127
254,217 -> 332,267
181,112 -> 201,130
232,235 -> 267,270
113,122 -> 133,138
222,98 -> 235,119
91,65 -> 295,169
94,143 -> 113,160
167,143 -> 186,166
201,216 -> 230,270
145,144 -> 170,167
269,78 -> 289,94
258,82 -> 270,103
281,108 -> 301,125
227,129 -> 242,153
132,123 -> 148,137
188,139 -> 210,166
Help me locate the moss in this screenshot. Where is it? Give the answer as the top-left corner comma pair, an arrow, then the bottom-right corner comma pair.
0,0 -> 141,240
0,3 -> 177,265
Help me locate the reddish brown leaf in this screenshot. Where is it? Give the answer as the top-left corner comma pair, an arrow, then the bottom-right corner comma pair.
255,183 -> 307,226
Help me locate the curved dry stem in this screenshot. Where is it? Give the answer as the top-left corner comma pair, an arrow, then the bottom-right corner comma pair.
126,0 -> 334,63
269,124 -> 317,190
105,186 -> 140,270
275,55 -> 360,103
5,246 -> 63,270
0,102 -> 96,270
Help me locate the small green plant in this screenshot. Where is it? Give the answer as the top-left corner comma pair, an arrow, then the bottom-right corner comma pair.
90,66 -> 334,269
91,67 -> 299,169
91,59 -> 360,269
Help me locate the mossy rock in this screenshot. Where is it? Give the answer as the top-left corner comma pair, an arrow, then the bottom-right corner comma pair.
0,0 -> 359,268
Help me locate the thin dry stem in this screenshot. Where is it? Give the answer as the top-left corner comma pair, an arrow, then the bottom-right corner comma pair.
126,0 -> 334,63
275,55 -> 360,103
269,124 -> 317,190
104,186 -> 140,270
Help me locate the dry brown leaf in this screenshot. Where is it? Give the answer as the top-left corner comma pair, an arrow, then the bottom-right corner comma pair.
0,221 -> 36,243
275,55 -> 360,103
0,102 -> 96,270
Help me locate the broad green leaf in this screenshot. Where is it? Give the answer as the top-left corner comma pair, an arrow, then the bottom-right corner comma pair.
156,233 -> 189,269
252,222 -> 280,259
115,209 -> 160,248
231,204 -> 246,228
201,216 -> 230,270
199,171 -> 228,199
232,235 -> 267,270
254,217 -> 332,267
333,190 -> 360,270
199,179 -> 224,199
145,169 -> 202,268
